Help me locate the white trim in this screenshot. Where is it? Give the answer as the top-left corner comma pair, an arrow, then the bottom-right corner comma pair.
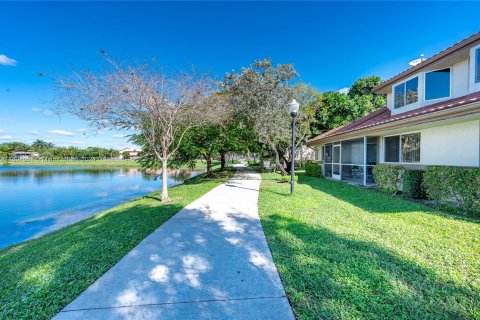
424,66 -> 452,101
383,131 -> 422,164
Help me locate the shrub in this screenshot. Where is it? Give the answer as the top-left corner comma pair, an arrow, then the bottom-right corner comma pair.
280,175 -> 298,183
424,166 -> 480,213
372,164 -> 404,194
403,169 -> 426,199
305,161 -> 323,178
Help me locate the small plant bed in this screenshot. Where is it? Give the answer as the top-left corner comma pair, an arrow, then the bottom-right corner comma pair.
0,170 -> 232,320
258,172 -> 480,319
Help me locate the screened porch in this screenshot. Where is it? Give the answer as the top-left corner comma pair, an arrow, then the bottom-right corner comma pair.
322,137 -> 378,186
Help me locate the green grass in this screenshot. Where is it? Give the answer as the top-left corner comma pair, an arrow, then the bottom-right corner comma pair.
258,173 -> 480,320
0,170 -> 232,320
2,159 -> 220,170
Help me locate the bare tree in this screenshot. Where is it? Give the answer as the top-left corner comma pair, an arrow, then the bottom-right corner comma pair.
57,61 -> 219,201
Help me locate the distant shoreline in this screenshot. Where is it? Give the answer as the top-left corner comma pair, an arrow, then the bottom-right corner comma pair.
0,159 -> 139,167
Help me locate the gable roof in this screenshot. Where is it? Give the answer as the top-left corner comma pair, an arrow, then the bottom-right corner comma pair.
373,32 -> 480,94
307,90 -> 480,146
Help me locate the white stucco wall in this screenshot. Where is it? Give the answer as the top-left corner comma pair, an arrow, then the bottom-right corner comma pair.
452,59 -> 469,97
420,120 -> 479,166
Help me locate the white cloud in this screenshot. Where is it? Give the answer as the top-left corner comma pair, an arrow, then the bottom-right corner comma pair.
30,130 -> 41,135
0,135 -> 13,140
338,87 -> 350,94
0,54 -> 17,66
0,129 -> 5,133
49,130 -> 74,137
32,107 -> 54,117
112,134 -> 126,138
76,128 -> 87,133
72,141 -> 87,145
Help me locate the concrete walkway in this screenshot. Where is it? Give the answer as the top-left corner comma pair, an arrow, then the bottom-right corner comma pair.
54,166 -> 294,320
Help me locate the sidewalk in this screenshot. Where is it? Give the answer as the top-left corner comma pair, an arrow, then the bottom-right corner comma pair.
54,166 -> 294,320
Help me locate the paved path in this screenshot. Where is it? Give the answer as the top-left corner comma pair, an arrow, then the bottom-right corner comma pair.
54,166 -> 294,320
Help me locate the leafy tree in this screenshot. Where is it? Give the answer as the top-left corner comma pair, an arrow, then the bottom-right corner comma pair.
307,76 -> 386,135
31,139 -> 54,151
222,58 -> 305,175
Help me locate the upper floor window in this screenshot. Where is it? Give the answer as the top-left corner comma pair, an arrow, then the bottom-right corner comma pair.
425,68 -> 451,100
394,77 -> 418,109
476,48 -> 480,83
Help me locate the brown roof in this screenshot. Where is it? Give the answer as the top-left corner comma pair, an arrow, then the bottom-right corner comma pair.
307,91 -> 480,145
373,32 -> 480,94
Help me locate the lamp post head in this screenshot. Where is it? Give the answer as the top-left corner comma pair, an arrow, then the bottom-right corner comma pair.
288,99 -> 300,117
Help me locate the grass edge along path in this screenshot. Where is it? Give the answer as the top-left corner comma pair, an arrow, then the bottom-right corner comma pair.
258,172 -> 480,320
0,170 -> 233,320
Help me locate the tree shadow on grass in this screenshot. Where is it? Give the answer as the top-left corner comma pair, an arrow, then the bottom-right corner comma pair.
261,213 -> 479,320
298,174 -> 480,224
0,200 -> 185,320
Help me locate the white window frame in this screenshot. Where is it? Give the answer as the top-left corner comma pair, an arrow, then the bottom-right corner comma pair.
469,44 -> 480,93
393,76 -> 419,109
382,132 -> 421,164
424,67 -> 452,102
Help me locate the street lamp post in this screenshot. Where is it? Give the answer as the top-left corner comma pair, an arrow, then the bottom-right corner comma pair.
288,99 -> 300,194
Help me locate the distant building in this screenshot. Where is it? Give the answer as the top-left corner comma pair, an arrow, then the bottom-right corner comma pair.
119,148 -> 141,159
11,151 -> 40,160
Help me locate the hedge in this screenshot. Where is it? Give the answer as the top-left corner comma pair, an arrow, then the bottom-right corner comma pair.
372,164 -> 404,194
423,166 -> 480,213
305,161 -> 323,178
403,169 -> 426,199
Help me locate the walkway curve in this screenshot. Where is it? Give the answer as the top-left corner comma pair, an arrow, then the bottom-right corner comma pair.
53,165 -> 294,320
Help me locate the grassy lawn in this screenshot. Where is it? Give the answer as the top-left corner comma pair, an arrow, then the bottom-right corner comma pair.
0,170 -> 232,320
259,173 -> 479,320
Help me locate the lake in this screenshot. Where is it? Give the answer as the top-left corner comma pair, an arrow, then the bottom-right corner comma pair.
0,166 -> 200,249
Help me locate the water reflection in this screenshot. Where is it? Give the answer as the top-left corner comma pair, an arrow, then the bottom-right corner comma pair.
0,166 -> 201,249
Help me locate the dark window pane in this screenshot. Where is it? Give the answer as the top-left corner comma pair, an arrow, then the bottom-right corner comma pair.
425,68 -> 450,100
476,48 -> 480,83
405,77 -> 418,104
402,133 -> 421,163
324,145 -> 332,163
384,136 -> 400,162
394,83 -> 405,109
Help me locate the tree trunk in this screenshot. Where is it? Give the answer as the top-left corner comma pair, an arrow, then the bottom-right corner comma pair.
270,142 -> 287,176
160,158 -> 169,201
220,152 -> 226,171
205,154 -> 213,177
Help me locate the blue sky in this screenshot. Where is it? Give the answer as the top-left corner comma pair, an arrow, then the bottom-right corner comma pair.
1,1 -> 479,149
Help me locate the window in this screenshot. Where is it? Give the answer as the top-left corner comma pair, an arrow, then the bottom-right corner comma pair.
401,133 -> 421,163
425,68 -> 450,100
384,136 -> 400,162
324,144 -> 332,163
384,133 -> 421,163
394,77 -> 418,108
476,48 -> 480,84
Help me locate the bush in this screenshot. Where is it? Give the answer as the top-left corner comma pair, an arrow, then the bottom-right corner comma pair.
305,161 -> 322,178
280,175 -> 298,183
403,169 -> 426,199
424,166 -> 480,213
372,164 -> 404,194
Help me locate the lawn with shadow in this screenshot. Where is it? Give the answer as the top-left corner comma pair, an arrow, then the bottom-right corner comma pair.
0,170 -> 232,320
259,173 -> 480,319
